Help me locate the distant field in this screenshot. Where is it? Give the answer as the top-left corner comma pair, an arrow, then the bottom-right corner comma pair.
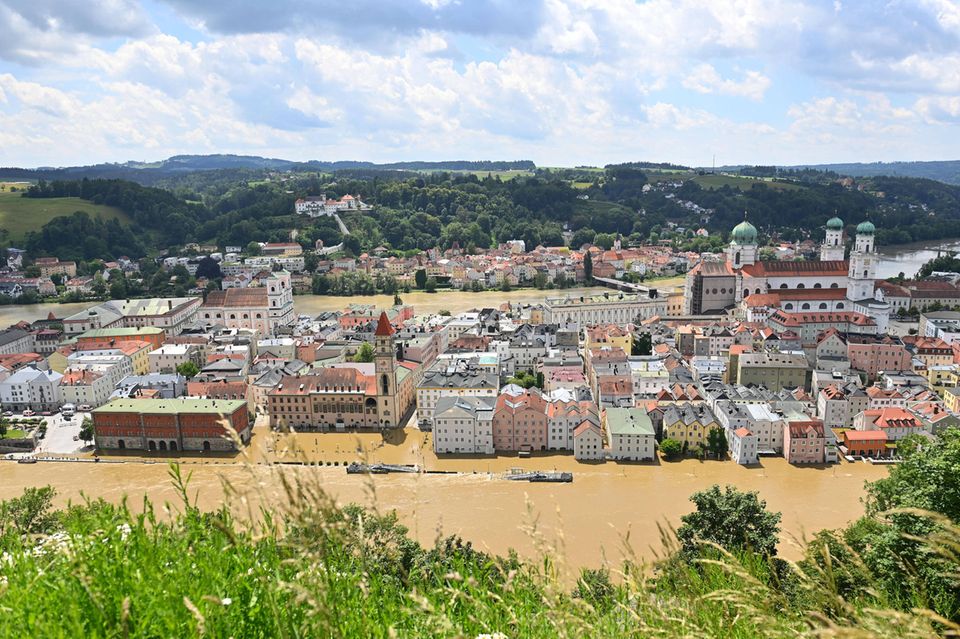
0,190 -> 131,240
574,199 -> 634,216
692,173 -> 802,191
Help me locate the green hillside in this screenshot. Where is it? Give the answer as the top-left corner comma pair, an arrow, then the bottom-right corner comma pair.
0,186 -> 130,241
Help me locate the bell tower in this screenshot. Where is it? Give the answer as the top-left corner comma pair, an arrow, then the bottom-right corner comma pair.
847,220 -> 878,301
374,311 -> 398,427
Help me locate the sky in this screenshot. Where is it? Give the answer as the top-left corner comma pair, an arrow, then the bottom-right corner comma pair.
1,0 -> 959,168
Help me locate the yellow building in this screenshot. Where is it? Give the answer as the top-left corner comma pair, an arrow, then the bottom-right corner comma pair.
944,387 -> 960,414
584,324 -> 633,354
926,365 -> 957,396
662,403 -> 719,452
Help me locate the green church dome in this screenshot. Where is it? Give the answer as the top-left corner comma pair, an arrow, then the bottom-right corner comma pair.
731,219 -> 758,244
826,217 -> 844,230
856,220 -> 875,235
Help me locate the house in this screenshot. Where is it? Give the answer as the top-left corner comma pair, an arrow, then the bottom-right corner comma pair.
662,403 -> 719,453
0,366 -> 63,411
783,418 -> 826,464
492,388 -> 548,452
432,395 -> 496,455
842,429 -> 889,459
604,407 -> 656,461
573,421 -> 605,460
854,407 -> 926,441
729,427 -> 758,465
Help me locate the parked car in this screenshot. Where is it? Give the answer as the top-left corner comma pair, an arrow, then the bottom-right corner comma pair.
22,410 -> 35,417
40,411 -> 52,417
78,404 -> 92,412
2,411 -> 12,417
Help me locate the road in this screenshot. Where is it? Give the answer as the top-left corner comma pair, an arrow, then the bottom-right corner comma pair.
35,412 -> 91,455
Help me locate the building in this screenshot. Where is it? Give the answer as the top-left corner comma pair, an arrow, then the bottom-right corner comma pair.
432,395 -> 496,455
416,361 -> 499,426
736,352 -> 808,391
854,407 -> 926,441
842,429 -> 889,459
60,369 -> 113,408
546,398 -> 599,451
662,403 -> 719,453
200,271 -> 295,334
783,418 -> 826,464
492,389 -> 548,452
604,407 -> 656,461
543,292 -> 667,326
685,216 -> 889,331
729,427 -> 759,465
0,366 -> 62,411
76,327 -> 166,350
92,398 -> 250,451
149,344 -> 202,375
267,313 -> 415,430
573,421 -> 605,461
0,328 -> 35,356
63,298 -> 202,336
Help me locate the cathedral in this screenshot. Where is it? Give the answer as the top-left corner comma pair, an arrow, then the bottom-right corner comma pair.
684,215 -> 889,332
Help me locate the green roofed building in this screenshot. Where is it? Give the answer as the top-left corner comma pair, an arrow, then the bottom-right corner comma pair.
604,407 -> 656,461
92,397 -> 249,453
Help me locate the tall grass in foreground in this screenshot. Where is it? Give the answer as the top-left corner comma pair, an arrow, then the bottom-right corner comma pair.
0,460 -> 957,638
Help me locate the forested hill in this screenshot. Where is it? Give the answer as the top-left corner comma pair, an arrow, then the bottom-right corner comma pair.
0,155 -> 536,185
11,164 -> 960,263
715,160 -> 960,185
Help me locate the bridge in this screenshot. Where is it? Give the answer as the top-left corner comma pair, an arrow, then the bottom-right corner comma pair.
591,276 -> 659,296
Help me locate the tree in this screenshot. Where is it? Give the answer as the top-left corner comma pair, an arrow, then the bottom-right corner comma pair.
78,417 -> 94,444
594,233 -> 615,250
660,438 -> 683,460
533,271 -> 548,289
583,251 -> 593,282
414,269 -> 427,290
393,294 -> 403,306
176,361 -> 200,379
676,485 -> 782,557
303,252 -> 319,273
353,342 -> 374,363
246,241 -> 262,256
706,427 -> 729,460
632,334 -> 652,356
424,277 -> 438,293
195,256 -> 222,280
342,235 -> 362,256
0,418 -> 7,439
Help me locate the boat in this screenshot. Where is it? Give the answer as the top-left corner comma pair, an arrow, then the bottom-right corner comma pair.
346,462 -> 419,475
17,457 -> 38,464
505,470 -> 573,483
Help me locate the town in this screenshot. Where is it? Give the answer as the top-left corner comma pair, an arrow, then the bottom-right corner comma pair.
1,211 -> 957,471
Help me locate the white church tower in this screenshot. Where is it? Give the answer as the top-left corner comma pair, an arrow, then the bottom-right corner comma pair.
847,220 -> 878,301
726,213 -> 758,269
820,216 -> 845,261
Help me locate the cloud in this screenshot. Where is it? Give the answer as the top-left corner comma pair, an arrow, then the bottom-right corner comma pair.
682,64 -> 771,100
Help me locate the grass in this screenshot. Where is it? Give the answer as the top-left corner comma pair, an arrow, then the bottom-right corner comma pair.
0,458 -> 955,638
0,190 -> 130,241
1,428 -> 28,439
692,173 -> 803,191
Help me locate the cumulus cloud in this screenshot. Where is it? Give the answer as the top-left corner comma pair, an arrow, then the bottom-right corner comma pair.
682,64 -> 771,100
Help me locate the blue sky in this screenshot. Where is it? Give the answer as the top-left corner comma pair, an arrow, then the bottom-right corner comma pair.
1,0 -> 959,168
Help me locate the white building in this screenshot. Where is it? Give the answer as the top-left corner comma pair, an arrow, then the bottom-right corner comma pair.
0,366 -> 63,411
432,395 -> 496,455
573,421 -> 605,460
604,407 -> 656,461
730,427 -> 759,465
544,293 -> 667,327
149,344 -> 202,375
416,362 -> 499,425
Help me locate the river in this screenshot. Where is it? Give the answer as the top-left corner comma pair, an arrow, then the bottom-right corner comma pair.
876,238 -> 960,279
0,424 -> 889,572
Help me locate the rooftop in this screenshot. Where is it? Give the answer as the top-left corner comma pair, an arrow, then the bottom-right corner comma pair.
93,398 -> 246,415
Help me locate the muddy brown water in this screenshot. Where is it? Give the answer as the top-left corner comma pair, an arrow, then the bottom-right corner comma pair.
0,424 -> 888,573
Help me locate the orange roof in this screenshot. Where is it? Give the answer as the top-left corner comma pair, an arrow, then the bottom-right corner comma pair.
741,260 -> 848,278
844,429 -> 888,442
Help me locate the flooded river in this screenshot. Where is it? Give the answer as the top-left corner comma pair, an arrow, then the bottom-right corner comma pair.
876,238 -> 960,279
0,423 -> 889,571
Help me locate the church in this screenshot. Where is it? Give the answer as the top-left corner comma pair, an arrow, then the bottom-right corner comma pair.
684,215 -> 889,332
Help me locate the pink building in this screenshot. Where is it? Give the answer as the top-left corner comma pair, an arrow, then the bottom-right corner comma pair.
492,389 -> 548,452
783,418 -> 826,464
845,335 -> 912,381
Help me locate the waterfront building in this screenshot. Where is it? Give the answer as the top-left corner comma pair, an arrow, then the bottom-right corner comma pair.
604,407 -> 656,461
92,398 -> 250,451
662,403 -> 719,453
415,361 -> 499,426
492,388 -> 548,452
573,421 -> 605,460
783,417 -> 827,464
729,427 -> 759,465
63,298 -> 202,336
432,395 -> 496,455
